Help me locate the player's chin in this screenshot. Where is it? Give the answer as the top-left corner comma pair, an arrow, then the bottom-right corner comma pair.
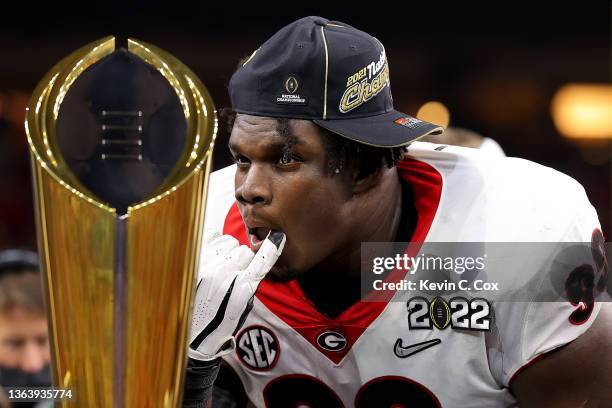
265,263 -> 303,283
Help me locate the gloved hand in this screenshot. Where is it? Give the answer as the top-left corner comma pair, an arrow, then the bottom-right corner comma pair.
188,230 -> 286,361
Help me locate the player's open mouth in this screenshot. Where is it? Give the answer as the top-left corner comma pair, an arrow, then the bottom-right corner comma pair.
248,227 -> 272,251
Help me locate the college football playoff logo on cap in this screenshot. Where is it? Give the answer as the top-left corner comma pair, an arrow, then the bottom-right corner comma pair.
276,75 -> 307,106
285,76 -> 299,94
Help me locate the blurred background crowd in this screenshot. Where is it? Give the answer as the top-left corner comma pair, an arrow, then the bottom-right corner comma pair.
0,2 -> 609,400
1,4 -> 610,249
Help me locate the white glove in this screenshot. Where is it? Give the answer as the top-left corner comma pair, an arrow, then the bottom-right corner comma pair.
188,230 -> 286,361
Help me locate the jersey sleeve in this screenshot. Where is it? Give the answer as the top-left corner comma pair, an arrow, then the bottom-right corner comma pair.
199,165 -> 237,280
486,179 -> 605,387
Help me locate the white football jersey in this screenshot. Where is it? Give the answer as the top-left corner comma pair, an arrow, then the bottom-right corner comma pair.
200,142 -> 604,407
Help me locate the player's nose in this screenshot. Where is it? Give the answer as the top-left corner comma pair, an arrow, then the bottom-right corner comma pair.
236,164 -> 272,206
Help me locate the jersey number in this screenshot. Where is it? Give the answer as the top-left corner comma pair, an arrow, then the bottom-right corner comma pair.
263,374 -> 441,407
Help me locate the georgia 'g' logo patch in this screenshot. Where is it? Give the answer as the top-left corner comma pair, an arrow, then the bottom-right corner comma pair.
236,325 -> 279,370
316,330 -> 347,352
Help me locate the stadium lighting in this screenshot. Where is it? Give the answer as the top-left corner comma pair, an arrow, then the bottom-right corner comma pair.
551,84 -> 612,139
416,101 -> 450,128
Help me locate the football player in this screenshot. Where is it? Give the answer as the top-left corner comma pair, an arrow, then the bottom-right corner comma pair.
183,17 -> 611,407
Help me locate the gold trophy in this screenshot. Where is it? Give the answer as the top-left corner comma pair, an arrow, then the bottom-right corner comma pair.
24,37 -> 216,407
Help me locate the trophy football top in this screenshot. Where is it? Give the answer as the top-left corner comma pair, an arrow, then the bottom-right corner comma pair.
55,49 -> 188,215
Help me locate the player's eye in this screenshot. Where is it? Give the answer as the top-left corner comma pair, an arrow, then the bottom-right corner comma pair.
277,152 -> 302,167
232,153 -> 250,167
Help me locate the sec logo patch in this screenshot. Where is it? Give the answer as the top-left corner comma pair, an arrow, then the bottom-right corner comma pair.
236,325 -> 279,371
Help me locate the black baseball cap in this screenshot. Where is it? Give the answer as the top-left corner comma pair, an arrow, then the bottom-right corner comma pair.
229,16 -> 443,147
0,249 -> 39,276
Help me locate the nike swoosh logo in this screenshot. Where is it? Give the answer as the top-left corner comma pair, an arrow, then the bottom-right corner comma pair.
394,338 -> 441,358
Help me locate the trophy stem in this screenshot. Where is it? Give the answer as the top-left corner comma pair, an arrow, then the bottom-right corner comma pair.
114,216 -> 128,408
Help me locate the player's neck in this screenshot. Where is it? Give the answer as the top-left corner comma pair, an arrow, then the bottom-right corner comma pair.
354,168 -> 406,271
298,172 -> 415,318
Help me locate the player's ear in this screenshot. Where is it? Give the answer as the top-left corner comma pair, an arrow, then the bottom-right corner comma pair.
351,165 -> 384,195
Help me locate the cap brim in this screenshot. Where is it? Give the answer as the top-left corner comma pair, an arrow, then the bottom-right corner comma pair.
313,111 -> 443,148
